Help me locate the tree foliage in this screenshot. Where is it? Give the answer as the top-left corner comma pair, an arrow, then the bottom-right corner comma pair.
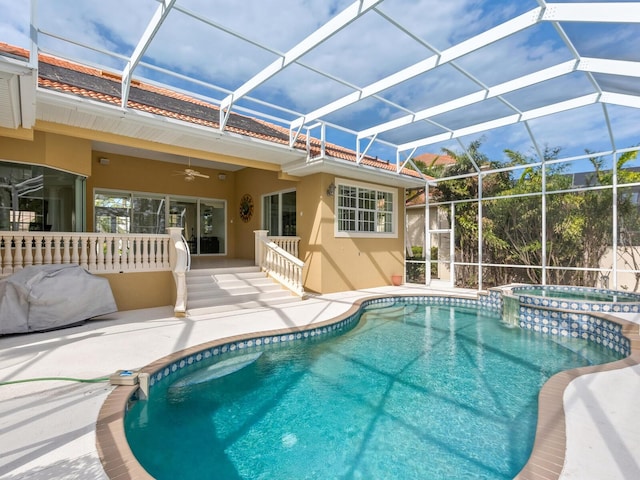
419,141 -> 640,289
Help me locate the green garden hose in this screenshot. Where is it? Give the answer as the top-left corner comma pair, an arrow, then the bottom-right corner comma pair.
0,376 -> 110,386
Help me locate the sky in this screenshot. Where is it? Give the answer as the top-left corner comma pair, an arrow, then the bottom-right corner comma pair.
1,0 -> 638,169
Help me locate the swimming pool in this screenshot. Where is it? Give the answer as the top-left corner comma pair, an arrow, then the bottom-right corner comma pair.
124,299 -> 623,479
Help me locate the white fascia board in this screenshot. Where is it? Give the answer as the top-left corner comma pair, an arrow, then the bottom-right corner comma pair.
292,7 -> 541,130
578,57 -> 640,77
19,73 -> 37,128
282,156 -> 425,188
221,0 -> 383,113
0,55 -> 33,76
36,88 -> 306,162
601,91 -> 640,108
542,2 -> 640,23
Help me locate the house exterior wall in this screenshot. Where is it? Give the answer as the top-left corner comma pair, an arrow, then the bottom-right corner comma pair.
233,168 -> 300,260
0,130 -> 92,175
86,150 -> 235,238
98,271 -> 174,311
299,173 -> 405,294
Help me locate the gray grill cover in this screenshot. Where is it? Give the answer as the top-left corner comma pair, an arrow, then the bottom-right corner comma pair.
0,265 -> 117,334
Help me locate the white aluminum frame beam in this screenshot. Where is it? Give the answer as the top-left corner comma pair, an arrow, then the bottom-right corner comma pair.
219,0 -> 383,130
291,7 -> 543,130
121,0 -> 177,108
358,60 -> 577,139
397,93 -> 602,152
359,57 -> 640,140
541,2 -> 640,23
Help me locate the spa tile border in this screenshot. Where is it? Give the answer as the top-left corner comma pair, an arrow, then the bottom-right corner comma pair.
511,284 -> 640,313
96,293 -> 640,480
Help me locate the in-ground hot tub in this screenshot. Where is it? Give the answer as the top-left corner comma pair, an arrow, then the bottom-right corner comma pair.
508,284 -> 640,314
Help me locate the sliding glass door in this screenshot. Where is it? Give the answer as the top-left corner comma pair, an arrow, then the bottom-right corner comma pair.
262,190 -> 296,236
95,190 -> 226,255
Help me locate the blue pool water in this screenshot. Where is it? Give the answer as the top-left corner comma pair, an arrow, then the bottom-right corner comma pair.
125,302 -> 622,479
513,285 -> 640,303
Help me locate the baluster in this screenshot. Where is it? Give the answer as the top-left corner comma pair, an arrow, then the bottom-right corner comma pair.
63,235 -> 71,264
105,236 -> 113,271
71,236 -> 80,265
2,235 -> 14,276
162,238 -> 171,268
119,236 -> 128,271
149,237 -> 157,269
96,236 -> 105,271
142,236 -> 150,269
135,237 -> 143,268
88,237 -> 97,271
13,236 -> 23,272
24,235 -> 33,267
34,235 -> 43,266
43,236 -> 53,264
52,235 -> 62,264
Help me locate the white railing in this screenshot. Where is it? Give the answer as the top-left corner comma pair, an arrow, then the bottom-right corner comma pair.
168,228 -> 188,317
254,230 -> 304,296
268,236 -> 300,258
0,231 -> 171,277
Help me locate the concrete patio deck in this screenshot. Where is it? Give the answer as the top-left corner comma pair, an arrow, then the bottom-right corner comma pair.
0,284 -> 639,479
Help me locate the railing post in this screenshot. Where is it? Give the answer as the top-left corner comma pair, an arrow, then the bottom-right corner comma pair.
254,230 -> 269,267
168,227 -> 187,317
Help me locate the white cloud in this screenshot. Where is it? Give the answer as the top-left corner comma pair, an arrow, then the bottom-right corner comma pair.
0,0 -> 635,162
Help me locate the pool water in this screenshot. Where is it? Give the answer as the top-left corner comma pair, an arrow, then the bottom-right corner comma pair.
514,286 -> 640,303
125,302 -> 622,479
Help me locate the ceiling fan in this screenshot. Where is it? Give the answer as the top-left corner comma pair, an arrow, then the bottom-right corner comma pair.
174,158 -> 210,182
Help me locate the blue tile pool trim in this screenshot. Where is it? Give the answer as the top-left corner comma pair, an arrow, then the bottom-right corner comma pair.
511,284 -> 640,313
143,291 -> 628,393
517,306 -> 630,355
145,295 -> 498,392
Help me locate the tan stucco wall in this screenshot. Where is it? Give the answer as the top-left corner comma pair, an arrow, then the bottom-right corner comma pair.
0,130 -> 92,175
233,168 -> 300,259
98,271 -> 174,311
298,173 -> 405,294
87,151 -> 236,244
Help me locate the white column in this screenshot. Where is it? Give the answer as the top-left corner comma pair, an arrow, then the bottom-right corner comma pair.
254,230 -> 268,267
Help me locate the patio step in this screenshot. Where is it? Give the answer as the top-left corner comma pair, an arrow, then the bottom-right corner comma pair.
185,266 -> 301,316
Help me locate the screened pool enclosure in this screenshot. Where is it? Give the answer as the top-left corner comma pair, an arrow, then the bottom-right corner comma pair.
3,0 -> 639,290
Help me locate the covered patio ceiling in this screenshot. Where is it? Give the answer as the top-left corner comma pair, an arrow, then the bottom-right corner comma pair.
2,0 -> 640,178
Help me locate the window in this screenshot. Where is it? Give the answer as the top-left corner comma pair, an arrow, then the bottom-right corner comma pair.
335,179 -> 396,237
95,192 -> 165,234
94,190 -> 226,254
262,190 -> 296,236
0,161 -> 84,232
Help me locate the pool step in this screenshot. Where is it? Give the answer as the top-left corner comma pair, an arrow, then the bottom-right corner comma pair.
185,266 -> 301,316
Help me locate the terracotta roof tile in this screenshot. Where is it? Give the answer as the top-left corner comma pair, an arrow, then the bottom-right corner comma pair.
1,43 -> 423,180
414,152 -> 456,166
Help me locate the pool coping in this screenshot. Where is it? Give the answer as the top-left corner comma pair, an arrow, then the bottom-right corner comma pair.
95,294 -> 640,480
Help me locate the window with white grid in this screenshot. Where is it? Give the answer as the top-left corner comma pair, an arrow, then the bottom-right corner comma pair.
335,180 -> 396,237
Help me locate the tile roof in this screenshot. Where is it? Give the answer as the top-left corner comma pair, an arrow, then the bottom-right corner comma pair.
0,42 -> 422,180
414,152 -> 456,167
